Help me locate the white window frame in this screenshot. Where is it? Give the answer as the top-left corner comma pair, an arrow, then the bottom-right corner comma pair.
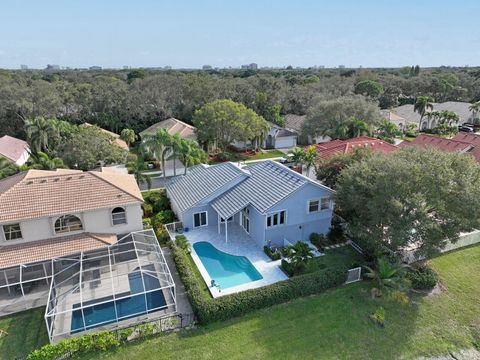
320,197 -> 331,210
193,211 -> 208,228
307,198 -> 320,214
266,209 -> 287,228
111,207 -> 127,226
240,207 -> 250,234
54,214 -> 83,234
2,223 -> 23,241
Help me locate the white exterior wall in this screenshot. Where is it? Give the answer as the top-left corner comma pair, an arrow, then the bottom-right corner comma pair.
14,149 -> 30,166
274,136 -> 297,149
0,203 -> 143,246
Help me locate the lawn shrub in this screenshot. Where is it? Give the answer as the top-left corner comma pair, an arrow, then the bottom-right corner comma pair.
172,245 -> 347,324
370,306 -> 386,327
407,266 -> 438,290
309,232 -> 327,250
142,203 -> 153,218
151,210 -> 175,229
327,219 -> 346,244
263,246 -> 281,260
142,217 -> 152,229
281,259 -> 306,276
175,235 -> 191,252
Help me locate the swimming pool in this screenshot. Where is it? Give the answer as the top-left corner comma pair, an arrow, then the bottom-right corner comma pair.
193,241 -> 263,289
70,269 -> 167,333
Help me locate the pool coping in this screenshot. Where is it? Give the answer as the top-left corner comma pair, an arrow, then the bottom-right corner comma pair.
189,243 -> 283,298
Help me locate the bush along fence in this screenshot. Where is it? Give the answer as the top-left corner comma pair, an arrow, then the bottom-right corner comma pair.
27,312 -> 194,360
171,244 -> 348,324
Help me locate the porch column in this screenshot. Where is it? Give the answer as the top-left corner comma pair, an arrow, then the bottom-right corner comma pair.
218,213 -> 220,234
225,218 -> 228,243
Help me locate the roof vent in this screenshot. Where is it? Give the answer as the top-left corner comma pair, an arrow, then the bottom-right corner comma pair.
117,194 -> 123,198
53,178 -> 60,182
40,179 -> 47,183
79,175 -> 85,179
26,180 -> 34,185
66,176 -> 72,181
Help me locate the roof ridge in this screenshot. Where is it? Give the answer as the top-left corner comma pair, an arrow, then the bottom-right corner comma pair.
89,171 -> 144,202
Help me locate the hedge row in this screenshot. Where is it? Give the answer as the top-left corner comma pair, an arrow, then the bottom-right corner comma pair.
171,245 -> 347,324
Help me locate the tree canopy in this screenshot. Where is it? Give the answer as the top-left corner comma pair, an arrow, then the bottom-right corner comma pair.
302,97 -> 381,140
335,147 -> 480,259
193,99 -> 268,150
354,80 -> 384,99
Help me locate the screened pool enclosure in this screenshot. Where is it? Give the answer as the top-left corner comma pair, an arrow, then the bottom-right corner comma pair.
44,230 -> 176,342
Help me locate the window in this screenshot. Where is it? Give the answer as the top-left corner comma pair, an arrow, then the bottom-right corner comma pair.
3,223 -> 22,241
321,198 -> 330,210
193,212 -> 207,227
308,199 -> 320,213
220,216 -> 233,223
54,215 -> 83,234
266,210 -> 286,228
112,207 -> 127,225
241,208 -> 250,233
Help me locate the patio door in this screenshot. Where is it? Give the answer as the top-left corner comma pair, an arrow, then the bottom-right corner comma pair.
240,207 -> 250,234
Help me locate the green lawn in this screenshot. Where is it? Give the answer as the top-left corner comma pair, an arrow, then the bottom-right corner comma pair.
247,150 -> 285,160
0,307 -> 49,359
78,245 -> 479,360
304,246 -> 365,274
3,245 -> 479,360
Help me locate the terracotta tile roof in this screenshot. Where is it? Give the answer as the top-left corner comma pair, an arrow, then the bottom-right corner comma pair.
309,136 -> 397,160
0,232 -> 117,269
452,133 -> 480,163
399,134 -> 473,153
0,135 -> 29,163
140,118 -> 197,141
0,169 -> 143,222
81,123 -> 129,150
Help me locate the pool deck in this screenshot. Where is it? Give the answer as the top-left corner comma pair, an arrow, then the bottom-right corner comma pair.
180,223 -> 288,298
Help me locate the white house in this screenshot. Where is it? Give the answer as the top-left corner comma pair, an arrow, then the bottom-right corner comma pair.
0,135 -> 30,166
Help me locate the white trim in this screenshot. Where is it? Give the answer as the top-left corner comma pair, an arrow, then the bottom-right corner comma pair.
307,198 -> 321,214
111,206 -> 127,226
192,211 -> 208,228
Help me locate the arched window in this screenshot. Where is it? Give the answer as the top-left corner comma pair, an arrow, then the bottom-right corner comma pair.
54,215 -> 83,234
111,207 -> 127,225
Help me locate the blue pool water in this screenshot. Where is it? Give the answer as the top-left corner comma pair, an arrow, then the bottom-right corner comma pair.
193,242 -> 263,289
70,269 -> 167,333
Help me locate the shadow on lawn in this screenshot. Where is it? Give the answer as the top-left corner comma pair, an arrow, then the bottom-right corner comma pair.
175,283 -> 421,360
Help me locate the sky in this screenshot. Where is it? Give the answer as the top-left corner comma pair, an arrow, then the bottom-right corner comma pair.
1,0 -> 479,69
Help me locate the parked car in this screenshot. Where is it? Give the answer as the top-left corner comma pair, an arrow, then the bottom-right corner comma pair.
279,154 -> 294,164
459,124 -> 475,133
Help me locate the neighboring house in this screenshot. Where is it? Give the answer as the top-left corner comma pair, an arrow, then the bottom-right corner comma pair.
0,167 -> 167,323
379,109 -> 416,131
166,160 -> 334,248
383,101 -> 476,130
310,136 -> 397,161
264,122 -> 297,149
81,123 -> 129,150
400,133 -> 480,164
140,118 -> 197,142
284,114 -> 330,144
0,135 -> 30,166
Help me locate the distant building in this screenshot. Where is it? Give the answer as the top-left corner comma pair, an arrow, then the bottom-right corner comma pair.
140,118 -> 197,141
0,135 -> 30,166
123,66 -> 130,70
241,63 -> 258,70
20,65 -> 28,70
89,66 -> 102,70
338,65 -> 346,69
202,65 -> 212,70
46,64 -> 60,71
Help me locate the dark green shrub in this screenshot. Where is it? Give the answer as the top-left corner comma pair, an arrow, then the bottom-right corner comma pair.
263,246 -> 281,260
142,217 -> 152,229
281,259 -> 306,276
155,227 -> 171,245
171,244 -> 348,325
142,203 -> 153,218
176,235 -> 191,252
309,232 -> 326,250
327,220 -> 346,244
151,210 -> 175,229
407,266 -> 438,290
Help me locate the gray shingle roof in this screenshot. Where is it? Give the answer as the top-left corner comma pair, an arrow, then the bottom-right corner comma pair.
165,162 -> 249,213
284,114 -> 306,132
211,160 -> 333,219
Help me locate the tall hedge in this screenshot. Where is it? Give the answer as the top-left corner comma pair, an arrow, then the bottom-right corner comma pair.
171,245 -> 347,324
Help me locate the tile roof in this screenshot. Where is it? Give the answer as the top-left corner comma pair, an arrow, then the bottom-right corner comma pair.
268,122 -> 298,137
0,169 -> 143,222
211,160 -> 334,219
0,135 -> 29,163
0,232 -> 117,269
399,134 -> 473,153
284,114 -> 306,132
452,133 -> 480,163
310,137 -> 397,160
140,118 -> 197,141
166,162 -> 249,213
82,123 -> 129,150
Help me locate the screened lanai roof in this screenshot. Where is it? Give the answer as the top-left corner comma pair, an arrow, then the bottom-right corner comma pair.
45,229 -> 176,341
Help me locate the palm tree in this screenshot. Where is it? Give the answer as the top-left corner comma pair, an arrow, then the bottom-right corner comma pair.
347,117 -> 372,138
126,155 -> 151,190
120,128 -> 137,147
178,139 -> 208,175
29,151 -> 65,170
285,241 -> 314,265
302,146 -> 318,176
413,96 -> 434,130
289,147 -> 306,167
376,120 -> 399,142
170,134 -> 183,176
142,128 -> 172,179
24,117 -> 58,153
469,101 -> 480,124
364,258 -> 409,293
